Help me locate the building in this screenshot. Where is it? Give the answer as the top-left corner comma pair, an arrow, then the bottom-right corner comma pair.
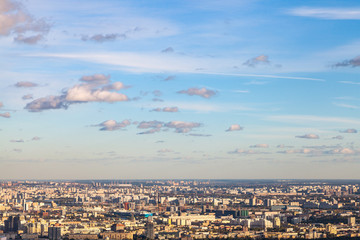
4,215 -> 21,233
48,227 -> 61,240
348,216 -> 356,226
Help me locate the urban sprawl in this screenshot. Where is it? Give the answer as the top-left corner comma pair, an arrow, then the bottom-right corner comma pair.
1,180 -> 360,239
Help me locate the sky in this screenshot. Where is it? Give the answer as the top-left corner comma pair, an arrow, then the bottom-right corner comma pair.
1,0 -> 360,180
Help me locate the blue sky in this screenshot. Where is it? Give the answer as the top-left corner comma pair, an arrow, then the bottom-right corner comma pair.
1,0 -> 360,179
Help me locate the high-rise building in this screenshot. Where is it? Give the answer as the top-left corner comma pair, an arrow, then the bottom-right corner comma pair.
4,215 -> 21,233
348,216 -> 356,226
146,222 -> 155,239
48,227 -> 61,240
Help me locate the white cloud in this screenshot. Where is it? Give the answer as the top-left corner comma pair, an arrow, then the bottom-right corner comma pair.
66,83 -> 128,102
30,52 -> 323,81
97,119 -> 131,131
334,102 -> 359,109
226,124 -> 243,132
267,115 -> 360,125
25,74 -> 129,111
289,7 -> 360,20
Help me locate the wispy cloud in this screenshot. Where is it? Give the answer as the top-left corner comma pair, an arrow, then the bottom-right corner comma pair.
29,52 -> 324,81
339,81 -> 360,85
288,7 -> 360,20
267,115 -> 360,125
334,102 -> 359,109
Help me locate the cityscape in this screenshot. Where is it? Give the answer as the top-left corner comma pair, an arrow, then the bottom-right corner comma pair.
1,0 -> 360,239
2,180 -> 360,239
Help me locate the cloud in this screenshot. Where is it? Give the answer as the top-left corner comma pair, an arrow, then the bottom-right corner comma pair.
152,90 -> 162,97
228,149 -> 260,154
151,107 -> 179,112
165,121 -> 201,133
333,103 -> 359,109
138,128 -> 161,135
295,134 -> 319,139
0,102 -> 3,108
22,94 -> 33,100
81,33 -> 126,43
0,112 -> 10,118
177,87 -> 217,99
152,98 -> 164,102
97,119 -> 131,131
250,144 -> 269,148
10,139 -> 24,143
327,148 -> 357,155
333,56 -> 360,68
267,115 -> 360,125
278,148 -> 316,154
13,148 -> 22,153
332,135 -> 344,140
158,149 -> 173,153
138,120 -> 163,129
187,133 -> 212,137
164,75 -> 176,81
25,95 -> 68,112
31,136 -> 41,141
243,55 -> 270,67
80,74 -> 110,84
226,124 -> 243,132
15,81 -> 38,88
66,83 -> 128,102
338,81 -> 360,86
288,7 -> 360,20
25,74 -> 129,111
161,47 -> 174,53
162,107 -> 179,112
277,144 -> 294,148
0,0 -> 51,44
340,128 -> 358,133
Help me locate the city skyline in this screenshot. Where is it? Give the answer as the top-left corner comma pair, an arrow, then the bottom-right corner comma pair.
1,0 -> 360,179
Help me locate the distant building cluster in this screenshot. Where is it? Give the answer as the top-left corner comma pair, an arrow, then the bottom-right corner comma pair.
0,180 -> 360,239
